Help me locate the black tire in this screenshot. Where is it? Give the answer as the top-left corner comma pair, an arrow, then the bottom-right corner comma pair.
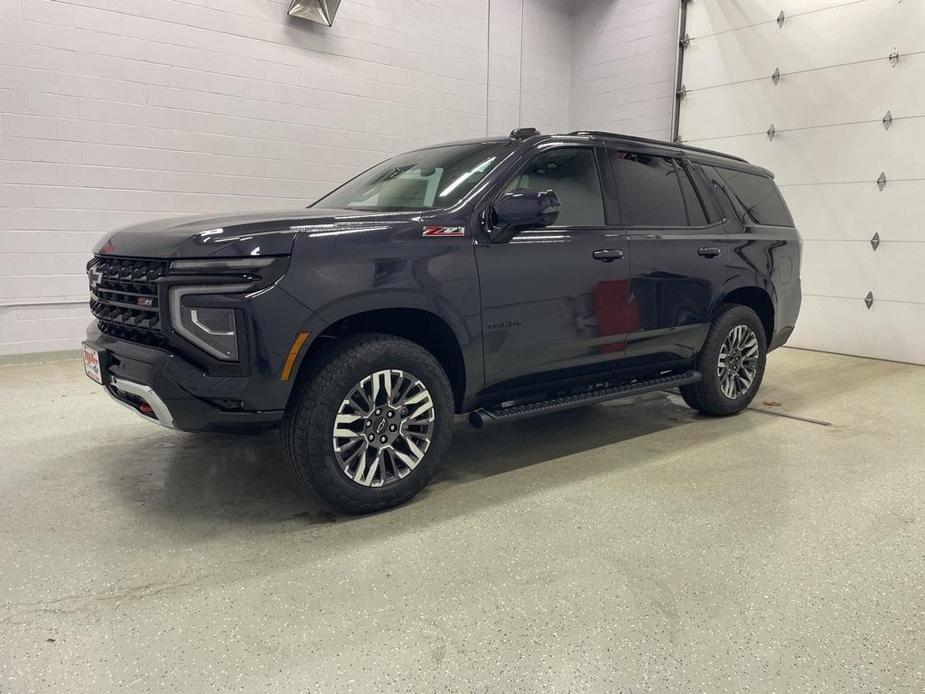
680,304 -> 767,416
281,334 -> 454,514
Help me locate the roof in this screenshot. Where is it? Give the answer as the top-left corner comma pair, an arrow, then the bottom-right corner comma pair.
405,129 -> 761,172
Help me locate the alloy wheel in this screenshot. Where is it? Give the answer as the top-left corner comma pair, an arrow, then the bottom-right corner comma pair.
717,324 -> 760,399
332,369 -> 435,487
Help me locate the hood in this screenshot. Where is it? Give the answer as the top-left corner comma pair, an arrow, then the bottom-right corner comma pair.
93,208 -> 423,259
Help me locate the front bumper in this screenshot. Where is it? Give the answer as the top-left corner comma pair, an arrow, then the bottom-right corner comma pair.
84,326 -> 285,433
108,375 -> 177,428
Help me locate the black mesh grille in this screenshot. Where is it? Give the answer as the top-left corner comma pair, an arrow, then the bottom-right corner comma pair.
88,256 -> 169,347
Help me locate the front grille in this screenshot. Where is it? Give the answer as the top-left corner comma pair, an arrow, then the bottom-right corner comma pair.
88,256 -> 169,347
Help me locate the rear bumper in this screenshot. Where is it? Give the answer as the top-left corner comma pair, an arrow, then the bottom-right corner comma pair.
84,326 -> 284,433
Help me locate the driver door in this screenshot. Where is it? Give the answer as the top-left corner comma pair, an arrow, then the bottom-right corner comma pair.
474,145 -> 631,392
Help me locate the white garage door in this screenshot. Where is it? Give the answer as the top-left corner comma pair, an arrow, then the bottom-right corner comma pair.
679,0 -> 925,365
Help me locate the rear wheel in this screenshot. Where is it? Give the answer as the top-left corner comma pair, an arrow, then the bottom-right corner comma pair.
680,304 -> 767,416
282,334 -> 454,513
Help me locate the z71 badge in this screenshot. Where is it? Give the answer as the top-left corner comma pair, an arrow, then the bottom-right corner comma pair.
422,226 -> 465,237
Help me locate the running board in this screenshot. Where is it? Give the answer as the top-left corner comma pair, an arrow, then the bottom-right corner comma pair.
468,370 -> 702,428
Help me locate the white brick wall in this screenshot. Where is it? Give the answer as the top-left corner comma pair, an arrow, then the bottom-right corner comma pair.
487,0 -> 572,135
569,0 -> 679,139
0,0 -> 679,354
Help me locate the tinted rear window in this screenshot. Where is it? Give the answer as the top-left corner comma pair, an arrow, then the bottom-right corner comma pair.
714,167 -> 793,226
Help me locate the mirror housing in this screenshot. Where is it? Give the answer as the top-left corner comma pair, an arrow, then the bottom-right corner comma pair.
490,189 -> 560,242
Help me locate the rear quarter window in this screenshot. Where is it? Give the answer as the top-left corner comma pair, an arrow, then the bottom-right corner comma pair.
714,167 -> 793,227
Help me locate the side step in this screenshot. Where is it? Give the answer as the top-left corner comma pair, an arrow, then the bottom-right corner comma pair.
468,370 -> 702,428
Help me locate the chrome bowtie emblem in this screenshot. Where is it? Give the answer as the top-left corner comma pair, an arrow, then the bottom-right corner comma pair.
88,266 -> 104,292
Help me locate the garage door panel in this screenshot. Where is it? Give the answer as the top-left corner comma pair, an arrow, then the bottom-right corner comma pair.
800,240 -> 874,300
800,240 -> 925,304
789,295 -> 925,364
784,181 -> 925,243
684,1 -> 924,89
680,55 -> 925,141
872,242 -> 925,305
689,119 -> 925,184
686,0 -> 856,37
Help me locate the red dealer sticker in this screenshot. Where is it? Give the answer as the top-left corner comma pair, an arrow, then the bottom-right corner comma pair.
422,226 -> 465,237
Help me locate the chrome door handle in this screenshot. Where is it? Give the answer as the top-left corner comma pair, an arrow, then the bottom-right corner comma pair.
697,247 -> 722,258
592,249 -> 624,262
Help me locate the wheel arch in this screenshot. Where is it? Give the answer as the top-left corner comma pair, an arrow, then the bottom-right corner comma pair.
290,306 -> 469,413
717,285 -> 775,344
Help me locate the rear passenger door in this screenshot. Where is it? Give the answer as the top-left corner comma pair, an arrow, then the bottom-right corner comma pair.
605,148 -> 733,368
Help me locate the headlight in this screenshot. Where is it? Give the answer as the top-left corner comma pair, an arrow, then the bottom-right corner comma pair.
169,284 -> 251,361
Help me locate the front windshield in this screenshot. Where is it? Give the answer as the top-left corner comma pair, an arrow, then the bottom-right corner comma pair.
313,142 -> 515,212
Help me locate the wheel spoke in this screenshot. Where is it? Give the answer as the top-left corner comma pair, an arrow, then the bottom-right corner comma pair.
404,435 -> 425,461
402,388 -> 429,407
340,438 -> 366,465
392,447 -> 419,471
359,449 -> 382,485
407,399 -> 434,422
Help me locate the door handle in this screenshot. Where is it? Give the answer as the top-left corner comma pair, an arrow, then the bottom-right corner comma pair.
592,249 -> 624,262
697,247 -> 722,258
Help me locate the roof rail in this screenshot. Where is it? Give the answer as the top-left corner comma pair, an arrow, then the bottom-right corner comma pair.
566,130 -> 748,163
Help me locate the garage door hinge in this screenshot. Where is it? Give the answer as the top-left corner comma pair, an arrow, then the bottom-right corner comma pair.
864,292 -> 874,309
680,33 -> 691,49
677,84 -> 687,100
877,172 -> 887,190
767,124 -> 776,141
870,232 -> 880,251
771,67 -> 781,85
882,110 -> 893,129
776,11 -> 786,28
889,49 -> 900,66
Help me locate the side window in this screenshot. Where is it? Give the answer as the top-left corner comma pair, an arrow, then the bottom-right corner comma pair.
608,151 -> 687,227
504,147 -> 605,227
714,167 -> 793,226
700,164 -> 746,222
676,163 -> 708,226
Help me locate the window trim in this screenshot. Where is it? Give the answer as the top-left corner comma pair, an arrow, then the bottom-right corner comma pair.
487,143 -> 613,232
685,161 -> 725,224
675,159 -> 712,225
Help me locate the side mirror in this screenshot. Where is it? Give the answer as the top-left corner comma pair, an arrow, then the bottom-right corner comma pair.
490,189 -> 560,242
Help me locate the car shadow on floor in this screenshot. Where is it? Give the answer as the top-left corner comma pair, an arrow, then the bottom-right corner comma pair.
109,391 -> 740,528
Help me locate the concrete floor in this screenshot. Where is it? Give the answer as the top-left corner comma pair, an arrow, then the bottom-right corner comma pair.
0,348 -> 922,693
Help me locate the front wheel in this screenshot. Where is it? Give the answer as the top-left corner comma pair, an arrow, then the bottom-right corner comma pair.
680,304 -> 767,416
281,334 -> 454,514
